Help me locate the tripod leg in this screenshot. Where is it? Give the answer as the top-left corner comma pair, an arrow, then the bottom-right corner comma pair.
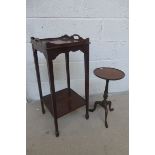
105,105 -> 108,128
107,101 -> 114,111
89,101 -> 101,112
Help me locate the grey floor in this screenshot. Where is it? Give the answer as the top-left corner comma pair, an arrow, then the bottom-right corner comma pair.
27,92 -> 128,155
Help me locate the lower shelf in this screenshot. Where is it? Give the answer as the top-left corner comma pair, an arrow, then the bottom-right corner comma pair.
43,88 -> 85,118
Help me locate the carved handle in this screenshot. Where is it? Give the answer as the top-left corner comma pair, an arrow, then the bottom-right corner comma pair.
31,37 -> 40,42
72,34 -> 82,40
61,34 -> 83,40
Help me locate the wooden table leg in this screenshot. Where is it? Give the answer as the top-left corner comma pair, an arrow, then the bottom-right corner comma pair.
84,50 -> 89,119
89,101 -> 102,112
33,49 -> 45,114
104,104 -> 108,128
47,58 -> 59,137
65,52 -> 70,94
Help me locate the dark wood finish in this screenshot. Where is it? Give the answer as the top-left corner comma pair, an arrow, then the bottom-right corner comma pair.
43,88 -> 85,118
65,52 -> 70,94
84,49 -> 89,119
32,48 -> 45,114
94,67 -> 125,80
31,34 -> 90,137
31,34 -> 89,60
89,68 -> 125,128
46,57 -> 59,137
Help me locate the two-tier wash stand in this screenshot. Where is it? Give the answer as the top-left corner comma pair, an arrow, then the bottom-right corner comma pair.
31,34 -> 90,137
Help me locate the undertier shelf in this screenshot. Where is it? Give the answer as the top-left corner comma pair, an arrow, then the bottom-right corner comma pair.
43,88 -> 85,118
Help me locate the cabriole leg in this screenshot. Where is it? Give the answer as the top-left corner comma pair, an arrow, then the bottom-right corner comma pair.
104,104 -> 108,128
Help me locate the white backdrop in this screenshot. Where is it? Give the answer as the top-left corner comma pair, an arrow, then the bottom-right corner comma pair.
26,0 -> 129,102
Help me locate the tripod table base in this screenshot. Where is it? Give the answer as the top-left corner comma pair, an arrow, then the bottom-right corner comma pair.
89,100 -> 114,128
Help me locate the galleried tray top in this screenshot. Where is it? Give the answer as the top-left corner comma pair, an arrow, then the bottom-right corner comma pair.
31,34 -> 89,51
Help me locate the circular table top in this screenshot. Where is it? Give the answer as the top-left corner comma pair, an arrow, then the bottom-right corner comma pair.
94,67 -> 125,80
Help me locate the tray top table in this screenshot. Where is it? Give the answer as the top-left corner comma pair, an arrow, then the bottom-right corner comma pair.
31,34 -> 90,137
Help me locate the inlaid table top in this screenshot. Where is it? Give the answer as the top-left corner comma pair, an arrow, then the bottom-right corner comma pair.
94,67 -> 125,80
